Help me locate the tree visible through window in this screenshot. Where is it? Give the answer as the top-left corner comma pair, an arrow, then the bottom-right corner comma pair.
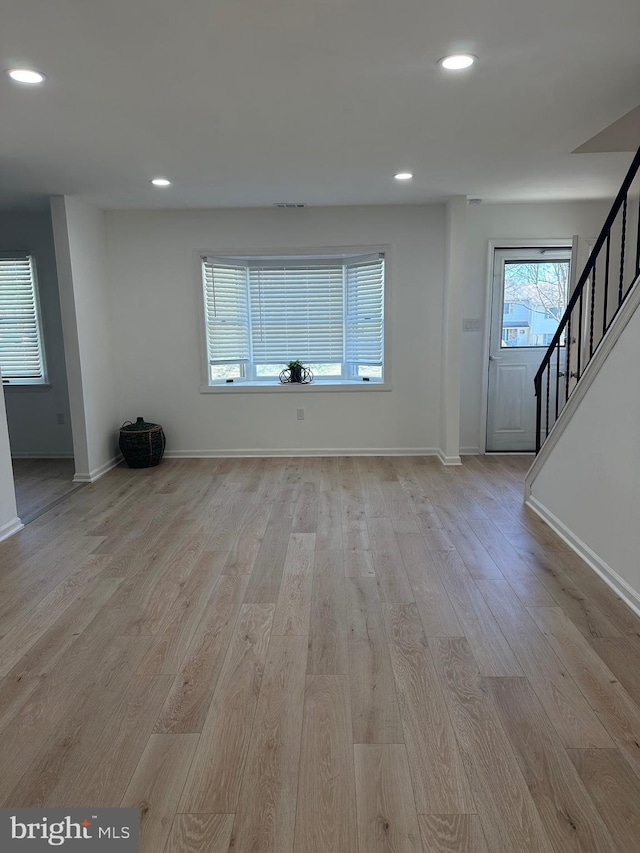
201,253 -> 385,383
0,253 -> 46,384
501,260 -> 569,348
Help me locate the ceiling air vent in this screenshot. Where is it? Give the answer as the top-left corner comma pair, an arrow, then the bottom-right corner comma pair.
274,203 -> 306,209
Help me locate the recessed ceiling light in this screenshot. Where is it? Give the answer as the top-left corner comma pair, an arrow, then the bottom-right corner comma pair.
8,68 -> 46,84
394,172 -> 413,181
439,54 -> 476,71
151,178 -> 171,187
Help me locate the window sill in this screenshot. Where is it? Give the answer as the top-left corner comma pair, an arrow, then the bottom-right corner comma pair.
200,380 -> 391,394
3,382 -> 51,392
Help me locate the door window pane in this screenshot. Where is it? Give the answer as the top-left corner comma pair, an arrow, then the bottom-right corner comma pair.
501,260 -> 569,347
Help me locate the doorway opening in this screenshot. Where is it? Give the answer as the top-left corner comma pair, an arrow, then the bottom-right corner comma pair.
1,219 -> 78,525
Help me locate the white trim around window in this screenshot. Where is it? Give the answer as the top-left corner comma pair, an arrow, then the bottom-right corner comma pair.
195,245 -> 391,392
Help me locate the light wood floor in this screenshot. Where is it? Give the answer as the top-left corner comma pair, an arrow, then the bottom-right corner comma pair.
11,457 -> 79,523
1,455 -> 639,852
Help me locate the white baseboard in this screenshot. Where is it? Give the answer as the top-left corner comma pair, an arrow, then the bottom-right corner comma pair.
11,452 -> 74,459
460,447 -> 481,455
489,451 -> 535,456
436,449 -> 462,466
164,447 -> 439,459
73,454 -> 122,483
526,495 -> 640,619
0,517 -> 24,543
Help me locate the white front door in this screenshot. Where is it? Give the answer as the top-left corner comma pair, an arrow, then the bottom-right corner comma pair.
486,246 -> 572,451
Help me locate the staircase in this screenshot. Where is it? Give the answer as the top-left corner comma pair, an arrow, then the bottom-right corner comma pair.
524,145 -> 640,617
534,144 -> 640,453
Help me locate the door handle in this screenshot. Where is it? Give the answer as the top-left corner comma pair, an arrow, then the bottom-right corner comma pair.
489,355 -> 502,362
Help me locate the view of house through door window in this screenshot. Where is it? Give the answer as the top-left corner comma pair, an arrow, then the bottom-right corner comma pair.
487,246 -> 572,452
501,257 -> 569,348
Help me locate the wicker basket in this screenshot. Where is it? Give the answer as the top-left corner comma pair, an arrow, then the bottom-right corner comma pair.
119,417 -> 166,468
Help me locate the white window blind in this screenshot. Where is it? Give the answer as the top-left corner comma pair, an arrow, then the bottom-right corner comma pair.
0,253 -> 46,383
250,264 -> 344,363
202,262 -> 250,366
346,255 -> 385,366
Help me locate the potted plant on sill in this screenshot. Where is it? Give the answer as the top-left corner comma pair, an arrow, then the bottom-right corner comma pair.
287,360 -> 304,383
279,360 -> 314,384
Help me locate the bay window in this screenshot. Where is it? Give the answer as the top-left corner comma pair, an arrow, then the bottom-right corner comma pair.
201,252 -> 385,385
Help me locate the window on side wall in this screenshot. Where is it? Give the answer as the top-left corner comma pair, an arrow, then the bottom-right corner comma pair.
201,252 -> 385,386
0,252 -> 47,385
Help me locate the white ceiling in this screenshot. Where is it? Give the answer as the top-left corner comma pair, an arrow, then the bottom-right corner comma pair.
1,0 -> 639,210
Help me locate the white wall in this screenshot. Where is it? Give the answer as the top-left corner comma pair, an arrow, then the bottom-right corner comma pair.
461,200 -> 612,453
51,197 -> 119,479
529,302 -> 640,611
0,210 -> 73,457
0,371 -> 21,540
105,205 -> 445,454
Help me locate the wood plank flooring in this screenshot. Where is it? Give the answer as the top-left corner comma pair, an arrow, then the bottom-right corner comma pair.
11,457 -> 79,523
1,454 -> 640,852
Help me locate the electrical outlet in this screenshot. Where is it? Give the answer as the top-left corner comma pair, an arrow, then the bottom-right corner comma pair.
296,408 -> 305,421
56,412 -> 66,425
